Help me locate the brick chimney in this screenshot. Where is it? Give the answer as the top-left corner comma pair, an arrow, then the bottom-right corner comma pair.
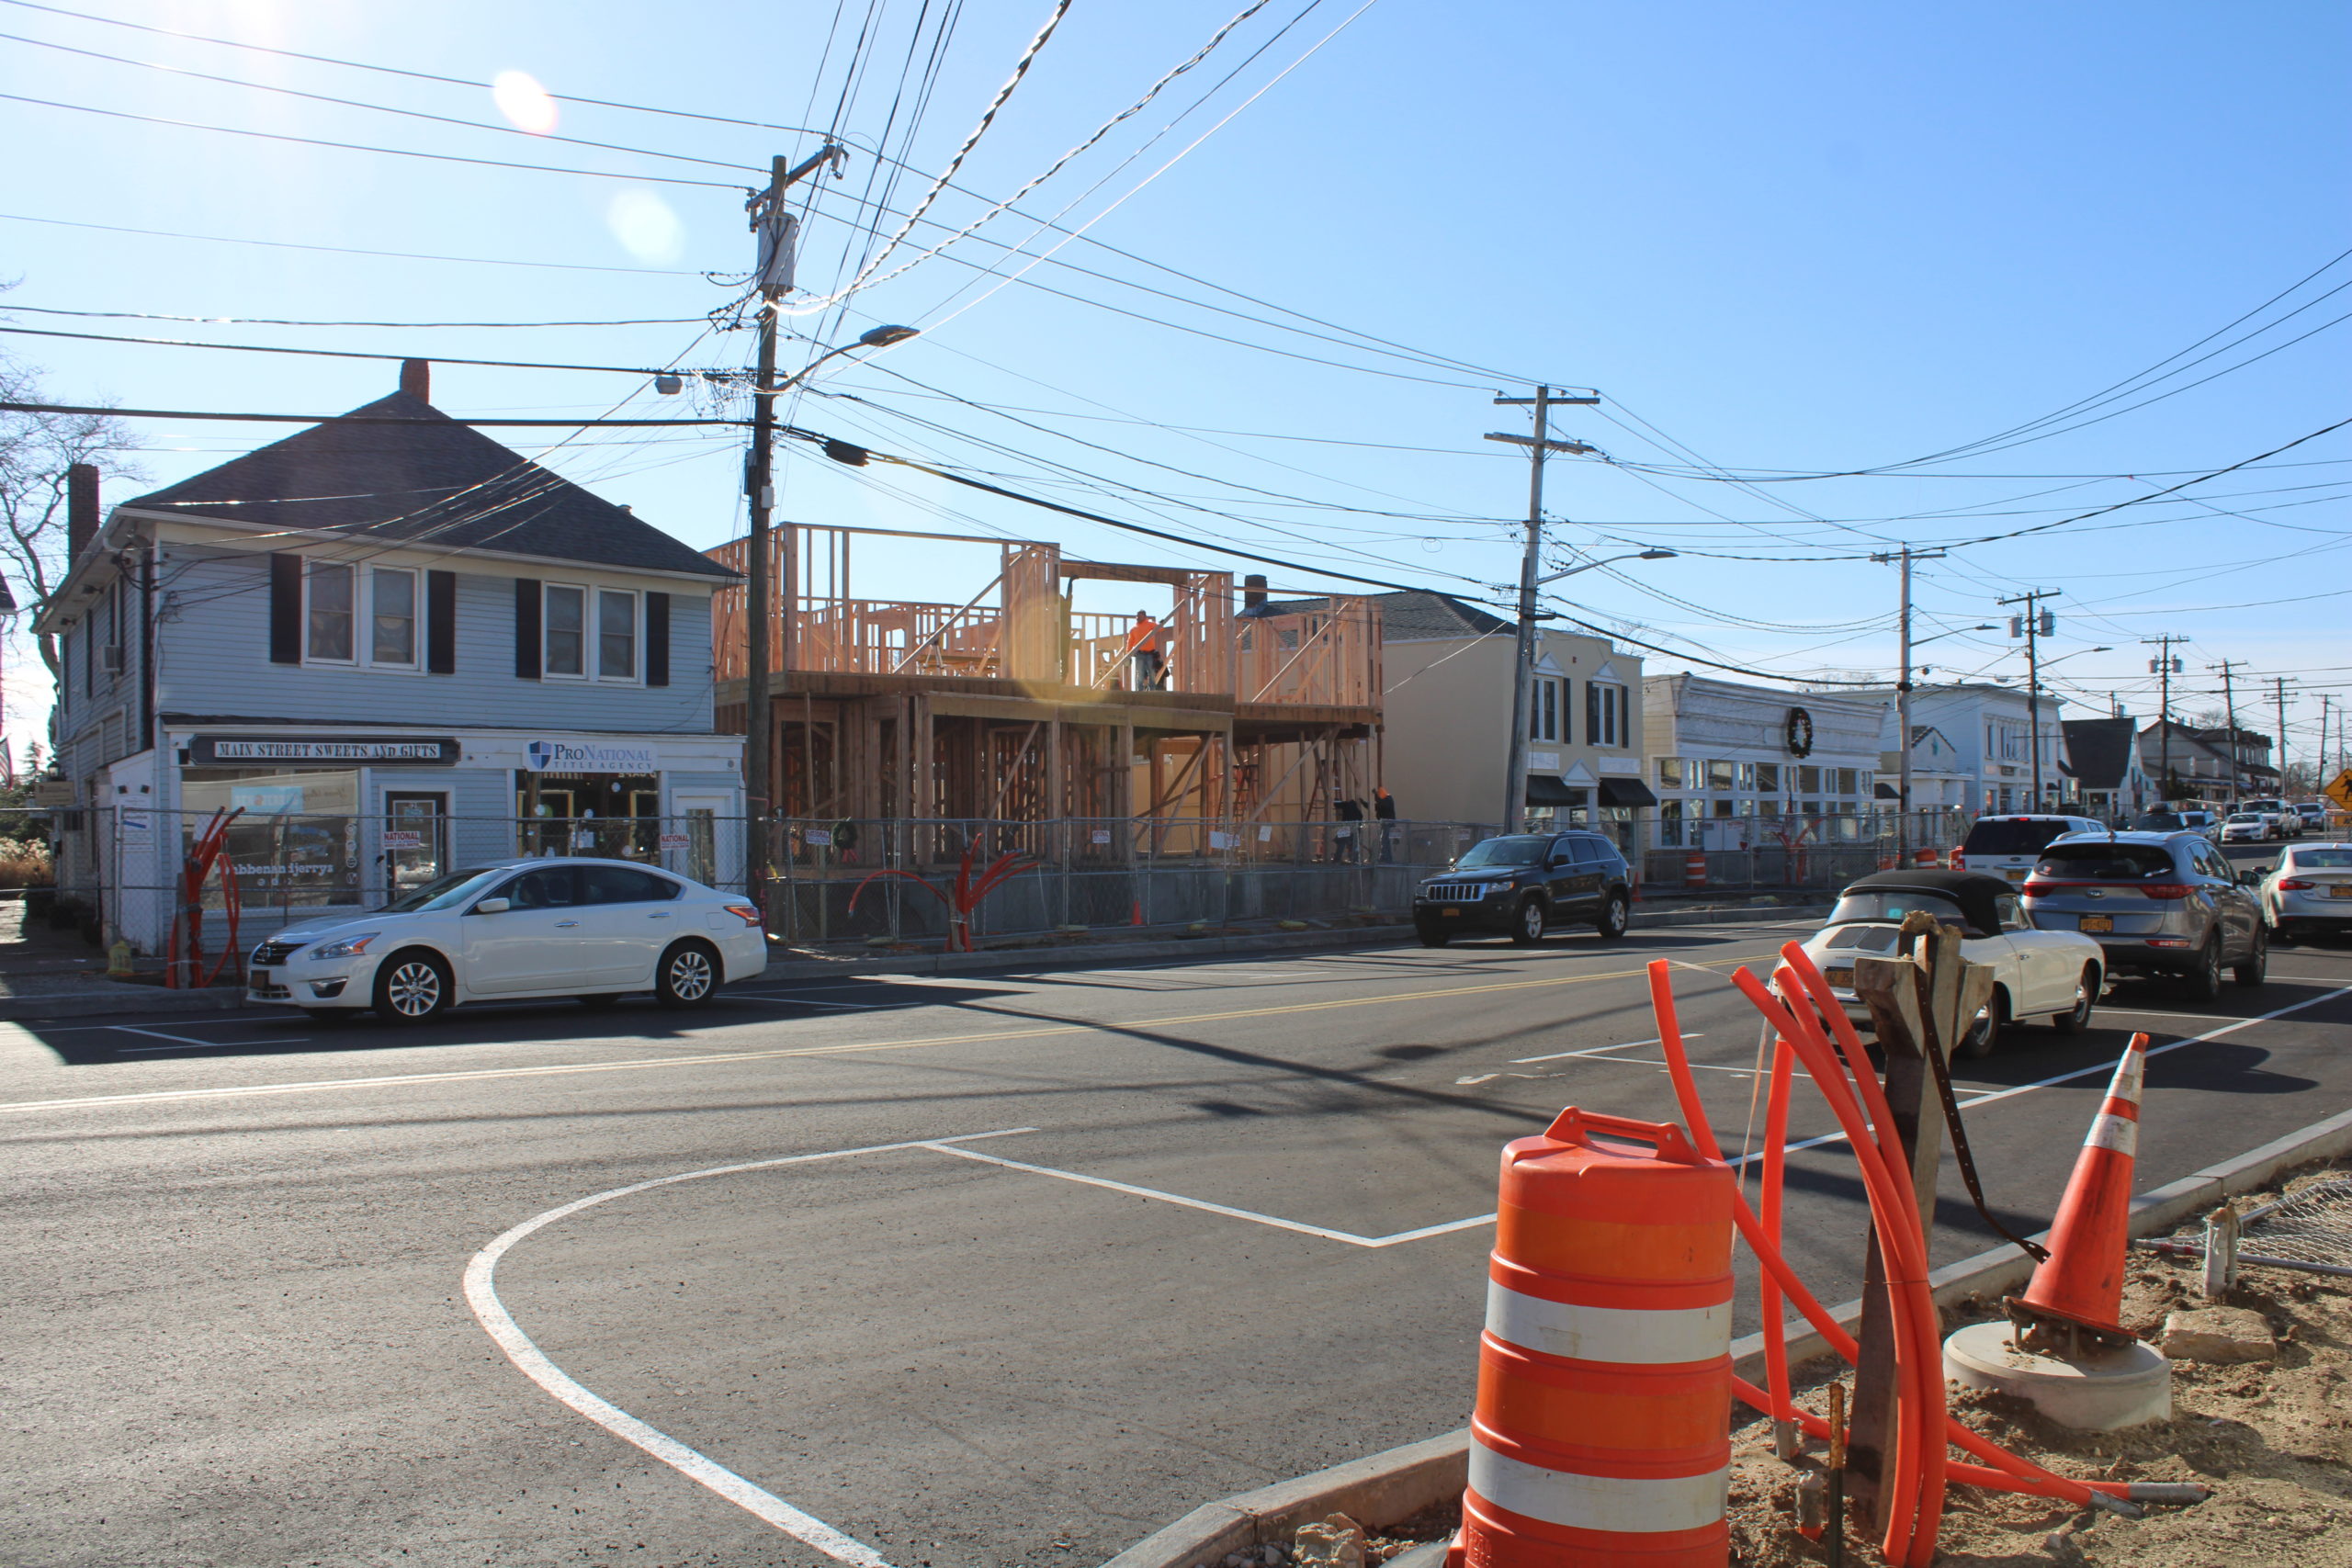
66,462 -> 98,564
1240,573 -> 1269,615
399,358 -> 431,401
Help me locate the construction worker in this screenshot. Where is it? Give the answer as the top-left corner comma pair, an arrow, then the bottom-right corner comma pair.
1374,785 -> 1398,862
1124,611 -> 1166,690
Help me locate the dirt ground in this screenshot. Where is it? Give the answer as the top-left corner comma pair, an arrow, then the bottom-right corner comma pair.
1726,1168 -> 2352,1566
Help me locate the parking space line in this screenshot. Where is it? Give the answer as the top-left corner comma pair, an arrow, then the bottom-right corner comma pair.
922,1140 -> 1495,1247
111,1025 -> 309,1051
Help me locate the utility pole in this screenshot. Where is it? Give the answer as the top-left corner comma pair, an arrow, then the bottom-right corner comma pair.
1871,546 -> 1946,859
2211,660 -> 2247,805
2272,676 -> 2292,798
2142,635 -> 2188,805
741,145 -> 843,907
1487,388 -> 1597,833
1999,591 -> 2058,807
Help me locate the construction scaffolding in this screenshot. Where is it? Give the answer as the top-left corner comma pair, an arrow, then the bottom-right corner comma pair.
710,526 -> 1382,833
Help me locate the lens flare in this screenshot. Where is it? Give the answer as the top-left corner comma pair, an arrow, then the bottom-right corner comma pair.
606,187 -> 684,264
492,70 -> 560,135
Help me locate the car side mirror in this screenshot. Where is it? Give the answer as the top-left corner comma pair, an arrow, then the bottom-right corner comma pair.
473,897 -> 511,914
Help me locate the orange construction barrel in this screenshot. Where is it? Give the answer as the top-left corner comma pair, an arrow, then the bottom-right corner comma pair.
1682,852 -> 1706,889
1454,1108 -> 1734,1568
1914,848 -> 1938,868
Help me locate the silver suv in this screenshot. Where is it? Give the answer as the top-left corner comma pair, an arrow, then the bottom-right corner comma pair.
2020,830 -> 2265,999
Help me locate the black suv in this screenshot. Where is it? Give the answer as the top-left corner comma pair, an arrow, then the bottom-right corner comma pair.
1413,830 -> 1634,946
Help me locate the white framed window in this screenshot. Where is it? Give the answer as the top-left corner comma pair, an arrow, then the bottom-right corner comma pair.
597,589 -> 639,682
305,560 -> 356,663
1588,681 -> 1628,748
370,567 -> 419,669
1530,676 -> 1559,741
544,584 -> 587,678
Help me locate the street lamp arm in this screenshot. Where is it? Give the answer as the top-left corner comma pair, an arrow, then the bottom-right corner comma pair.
1534,548 -> 1677,587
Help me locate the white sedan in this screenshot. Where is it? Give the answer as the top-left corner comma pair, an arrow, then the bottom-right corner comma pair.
2220,814 -> 2271,844
1798,869 -> 2105,1057
245,857 -> 768,1022
2260,843 -> 2352,943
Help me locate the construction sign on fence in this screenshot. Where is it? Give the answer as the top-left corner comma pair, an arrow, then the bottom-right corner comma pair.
2327,768 -> 2352,812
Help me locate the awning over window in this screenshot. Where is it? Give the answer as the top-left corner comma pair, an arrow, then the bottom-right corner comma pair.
1525,774 -> 1585,807
1597,776 -> 1659,808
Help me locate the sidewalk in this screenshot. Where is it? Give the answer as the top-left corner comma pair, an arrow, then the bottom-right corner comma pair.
0,899 -> 250,1019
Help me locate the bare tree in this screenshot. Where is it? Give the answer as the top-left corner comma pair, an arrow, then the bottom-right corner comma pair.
0,345 -> 142,682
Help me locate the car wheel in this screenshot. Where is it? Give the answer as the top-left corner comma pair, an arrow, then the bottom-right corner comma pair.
1414,919 -> 1451,948
1594,893 -> 1630,941
1507,897 -> 1546,946
2050,966 -> 2098,1034
2182,935 -> 2224,1003
1956,987 -> 2009,1059
655,940 -> 721,1008
371,950 -> 450,1024
2233,922 -> 2268,987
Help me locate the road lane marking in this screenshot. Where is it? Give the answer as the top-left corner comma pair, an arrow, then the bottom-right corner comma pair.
463,1128 -> 1035,1567
0,952 -> 1781,1117
922,1140 -> 1495,1247
1510,1035 -> 1677,1064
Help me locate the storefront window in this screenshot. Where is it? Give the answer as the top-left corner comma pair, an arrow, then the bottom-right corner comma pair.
1707,760 -> 1735,790
1659,798 -> 1683,847
1798,765 -> 1821,793
516,772 -> 662,858
1657,758 -> 1685,787
1836,768 -> 1859,795
1756,762 -> 1780,792
183,769 -> 362,914
1736,762 -> 1756,790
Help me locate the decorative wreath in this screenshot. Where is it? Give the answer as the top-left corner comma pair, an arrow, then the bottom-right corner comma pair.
1785,705 -> 1815,758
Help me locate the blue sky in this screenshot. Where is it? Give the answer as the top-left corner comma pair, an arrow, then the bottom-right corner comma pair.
4,1 -> 2346,765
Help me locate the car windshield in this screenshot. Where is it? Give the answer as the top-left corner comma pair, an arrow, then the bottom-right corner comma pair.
2290,850 -> 2352,869
1825,889 -> 1967,927
1961,818 -> 2075,855
1454,836 -> 1549,869
2227,815 -> 2264,825
377,866 -> 508,914
2132,812 -> 2185,831
2036,843 -> 2177,878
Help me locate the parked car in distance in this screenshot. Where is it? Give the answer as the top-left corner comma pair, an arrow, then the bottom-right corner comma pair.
2021,830 -> 2265,1000
2295,801 -> 2331,831
1951,814 -> 2109,883
246,857 -> 768,1021
1413,830 -> 1633,946
2259,842 -> 2352,943
1798,870 -> 2104,1057
2221,812 -> 2272,844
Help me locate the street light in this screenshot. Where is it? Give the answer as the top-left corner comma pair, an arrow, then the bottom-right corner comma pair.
741,321 -> 921,907
1503,547 -> 1676,832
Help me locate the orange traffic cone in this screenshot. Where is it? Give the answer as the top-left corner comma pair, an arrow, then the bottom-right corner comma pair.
1131,897 -> 1144,927
2007,1032 -> 2150,1351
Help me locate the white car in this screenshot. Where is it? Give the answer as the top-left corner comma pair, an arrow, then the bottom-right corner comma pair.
1799,870 -> 2104,1057
2260,843 -> 2352,943
245,857 -> 768,1021
1951,814 -> 2110,884
2220,813 -> 2271,844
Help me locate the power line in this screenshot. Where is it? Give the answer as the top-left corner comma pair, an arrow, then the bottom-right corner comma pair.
0,210 -> 698,275
0,93 -> 747,189
0,399 -> 742,427
0,302 -> 704,328
0,323 -> 708,376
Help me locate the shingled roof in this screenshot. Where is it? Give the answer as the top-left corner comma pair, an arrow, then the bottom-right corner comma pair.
2063,716 -> 2141,791
1252,590 -> 1511,638
121,390 -> 733,580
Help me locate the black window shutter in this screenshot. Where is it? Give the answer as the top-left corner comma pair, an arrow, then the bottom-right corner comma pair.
514,578 -> 541,679
268,553 -> 302,664
426,570 -> 458,673
645,592 -> 671,687
1586,682 -> 1600,746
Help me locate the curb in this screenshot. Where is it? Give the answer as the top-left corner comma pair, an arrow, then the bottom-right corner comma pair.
1099,1103 -> 2352,1568
0,983 -> 254,1021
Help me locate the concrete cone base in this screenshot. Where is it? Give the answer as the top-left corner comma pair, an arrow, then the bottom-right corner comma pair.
1943,1320 -> 2172,1431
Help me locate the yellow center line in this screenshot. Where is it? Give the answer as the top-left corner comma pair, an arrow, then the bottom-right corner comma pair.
0,950 -> 1780,1117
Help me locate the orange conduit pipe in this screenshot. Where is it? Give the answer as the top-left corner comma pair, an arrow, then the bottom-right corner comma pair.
1758,1034 -> 1797,1429
1645,962 -> 2132,1523
1735,963 -> 1945,1566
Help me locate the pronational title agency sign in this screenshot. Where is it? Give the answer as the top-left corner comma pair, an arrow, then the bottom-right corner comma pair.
190,735 -> 459,766
525,738 -> 661,773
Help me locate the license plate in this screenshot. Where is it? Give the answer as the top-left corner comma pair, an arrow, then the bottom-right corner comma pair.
2078,915 -> 2114,933
2003,868 -> 2027,882
2332,886 -> 2352,901
1442,907 -> 1462,917
1825,966 -> 1854,988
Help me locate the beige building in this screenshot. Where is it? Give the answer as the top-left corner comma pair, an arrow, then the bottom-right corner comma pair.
1362,592 -> 1649,833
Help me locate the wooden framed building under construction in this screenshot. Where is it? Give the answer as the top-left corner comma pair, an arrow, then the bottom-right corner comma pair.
708,525 -> 1382,830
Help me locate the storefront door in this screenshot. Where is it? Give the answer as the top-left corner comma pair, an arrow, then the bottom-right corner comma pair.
383,792 -> 448,896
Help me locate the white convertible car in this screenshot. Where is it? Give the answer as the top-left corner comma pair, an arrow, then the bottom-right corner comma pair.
1797,869 -> 2106,1057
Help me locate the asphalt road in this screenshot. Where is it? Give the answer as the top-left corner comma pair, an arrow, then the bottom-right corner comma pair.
5,889 -> 2346,1568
